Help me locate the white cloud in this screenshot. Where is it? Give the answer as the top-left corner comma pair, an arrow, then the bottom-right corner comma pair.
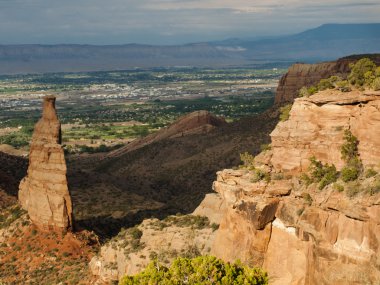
0,0 -> 378,44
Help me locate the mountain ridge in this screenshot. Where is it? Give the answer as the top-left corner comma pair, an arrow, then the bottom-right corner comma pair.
0,23 -> 379,74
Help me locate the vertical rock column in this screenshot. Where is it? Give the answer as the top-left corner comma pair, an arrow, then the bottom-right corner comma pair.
19,95 -> 73,232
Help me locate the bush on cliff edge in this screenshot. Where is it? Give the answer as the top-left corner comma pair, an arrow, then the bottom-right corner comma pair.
119,255 -> 268,285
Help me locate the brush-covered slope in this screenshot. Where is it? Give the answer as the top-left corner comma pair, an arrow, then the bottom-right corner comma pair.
67,109 -> 278,238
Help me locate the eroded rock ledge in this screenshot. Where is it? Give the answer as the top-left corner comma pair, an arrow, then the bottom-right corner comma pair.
271,90 -> 380,173
211,90 -> 380,285
19,95 -> 73,232
212,168 -> 380,285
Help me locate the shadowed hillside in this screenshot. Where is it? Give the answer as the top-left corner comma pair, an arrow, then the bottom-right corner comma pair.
67,109 -> 278,238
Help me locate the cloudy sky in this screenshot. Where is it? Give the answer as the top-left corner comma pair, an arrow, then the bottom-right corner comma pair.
0,0 -> 379,45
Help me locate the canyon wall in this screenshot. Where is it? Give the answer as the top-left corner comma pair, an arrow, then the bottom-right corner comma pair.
211,89 -> 380,285
19,95 -> 73,232
275,54 -> 380,105
271,90 -> 380,173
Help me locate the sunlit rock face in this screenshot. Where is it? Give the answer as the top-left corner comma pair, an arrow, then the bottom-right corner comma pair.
210,89 -> 380,284
19,95 -> 73,232
211,170 -> 380,284
271,90 -> 380,174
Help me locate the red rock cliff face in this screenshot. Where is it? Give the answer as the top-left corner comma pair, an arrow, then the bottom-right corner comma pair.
19,96 -> 73,232
271,90 -> 380,173
275,60 -> 351,105
209,89 -> 380,285
275,55 -> 380,105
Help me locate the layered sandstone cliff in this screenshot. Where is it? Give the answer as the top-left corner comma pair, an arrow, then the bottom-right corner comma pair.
271,90 -> 380,173
19,95 -> 73,231
211,89 -> 380,285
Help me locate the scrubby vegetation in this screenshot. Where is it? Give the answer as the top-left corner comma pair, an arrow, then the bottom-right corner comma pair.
260,144 -> 271,152
279,104 -> 292,121
0,125 -> 34,148
0,205 -> 26,229
239,152 -> 271,183
119,255 -> 268,285
148,214 -> 214,231
298,58 -> 380,97
239,152 -> 256,170
302,157 -> 338,190
340,130 -> 362,182
348,58 -> 379,87
300,129 -> 380,198
250,169 -> 271,183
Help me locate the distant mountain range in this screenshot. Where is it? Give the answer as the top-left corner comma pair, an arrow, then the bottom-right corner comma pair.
0,23 -> 379,74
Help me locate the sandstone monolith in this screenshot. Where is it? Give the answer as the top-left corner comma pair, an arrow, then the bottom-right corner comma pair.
19,95 -> 73,231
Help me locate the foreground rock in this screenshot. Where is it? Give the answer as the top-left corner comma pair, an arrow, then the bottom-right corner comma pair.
212,168 -> 380,285
210,89 -> 380,284
19,95 -> 73,231
90,213 -> 220,282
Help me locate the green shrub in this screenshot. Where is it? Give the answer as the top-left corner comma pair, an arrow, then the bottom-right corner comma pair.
365,168 -> 378,178
127,227 -> 143,240
240,152 -> 255,170
341,166 -> 360,182
307,86 -> 318,95
251,169 -> 271,183
364,70 -> 376,86
340,130 -> 362,182
260,144 -> 271,152
298,86 -> 309,98
300,173 -> 313,186
119,255 -> 268,285
368,177 -> 380,195
375,66 -> 380,77
348,58 -> 377,87
317,78 -> 334,90
341,130 -> 359,162
211,223 -> 219,232
333,183 -> 344,192
372,77 -> 380,91
336,80 -> 351,92
279,104 -> 292,122
308,157 -> 338,190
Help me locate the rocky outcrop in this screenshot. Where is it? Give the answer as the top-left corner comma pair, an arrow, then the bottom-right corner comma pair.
210,89 -> 380,284
18,95 -> 73,232
212,170 -> 380,284
271,90 -> 380,174
90,214 -> 219,282
275,54 -> 380,105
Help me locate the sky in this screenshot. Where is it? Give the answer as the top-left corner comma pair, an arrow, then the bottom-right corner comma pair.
0,0 -> 379,45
